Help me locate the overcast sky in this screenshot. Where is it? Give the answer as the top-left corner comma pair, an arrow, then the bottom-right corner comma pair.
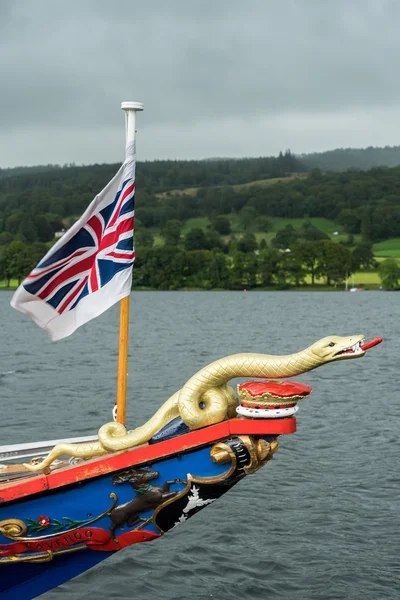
1,0 -> 400,167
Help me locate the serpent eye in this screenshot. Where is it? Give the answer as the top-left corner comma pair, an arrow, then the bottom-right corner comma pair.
328,342 -> 336,347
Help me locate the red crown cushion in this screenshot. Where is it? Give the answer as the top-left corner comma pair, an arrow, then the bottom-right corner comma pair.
238,380 -> 312,399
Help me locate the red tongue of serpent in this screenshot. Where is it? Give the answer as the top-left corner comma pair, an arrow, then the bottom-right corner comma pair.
360,337 -> 383,351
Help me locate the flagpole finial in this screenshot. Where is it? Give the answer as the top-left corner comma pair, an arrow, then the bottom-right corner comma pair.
121,101 -> 144,112
121,102 -> 144,147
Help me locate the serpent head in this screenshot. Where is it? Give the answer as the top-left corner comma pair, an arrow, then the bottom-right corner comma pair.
309,335 -> 366,364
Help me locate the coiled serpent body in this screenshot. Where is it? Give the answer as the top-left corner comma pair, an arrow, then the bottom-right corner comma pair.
24,334 -> 365,471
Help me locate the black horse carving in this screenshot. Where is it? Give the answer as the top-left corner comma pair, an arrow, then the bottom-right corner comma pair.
108,467 -> 186,539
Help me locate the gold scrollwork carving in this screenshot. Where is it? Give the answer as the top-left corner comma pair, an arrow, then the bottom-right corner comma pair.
0,545 -> 88,565
0,519 -> 28,539
192,442 -> 238,485
0,494 -> 118,543
236,435 -> 279,474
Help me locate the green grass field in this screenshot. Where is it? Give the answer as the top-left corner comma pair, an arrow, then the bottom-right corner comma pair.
153,233 -> 164,246
181,217 -> 210,234
306,271 -> 381,286
373,238 -> 400,257
0,279 -> 18,289
156,173 -> 309,199
373,249 -> 400,257
231,173 -> 308,191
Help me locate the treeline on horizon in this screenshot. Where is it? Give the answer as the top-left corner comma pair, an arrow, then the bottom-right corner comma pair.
0,229 -> 381,290
0,151 -> 303,188
299,145 -> 400,171
3,225 -> 399,290
1,146 -> 400,290
2,143 -> 400,181
1,152 -> 400,244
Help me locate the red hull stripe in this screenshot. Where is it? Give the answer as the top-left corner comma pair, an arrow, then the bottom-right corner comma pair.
0,418 -> 296,504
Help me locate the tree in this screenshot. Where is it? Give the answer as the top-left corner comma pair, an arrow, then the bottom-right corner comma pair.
237,233 -> 258,253
0,247 -> 6,284
239,206 -> 257,231
18,215 -> 38,243
230,249 -> 245,289
255,216 -> 270,233
135,228 -> 154,248
338,209 -> 361,234
259,238 -> 267,250
378,259 -> 400,289
211,216 -> 231,235
242,253 -> 258,288
184,228 -> 209,251
4,212 -> 24,234
132,246 -> 185,290
258,248 -> 280,287
33,215 -> 54,242
45,213 -> 64,233
352,242 -> 375,271
0,232 -> 14,246
299,222 -> 329,242
136,208 -> 156,228
278,251 -> 306,286
272,225 -> 298,249
161,220 -> 182,246
293,241 -> 324,285
29,242 -> 49,271
184,250 -> 213,289
317,240 -> 353,285
209,252 -> 230,289
206,230 -> 226,252
2,241 -> 31,284
360,208 -> 372,241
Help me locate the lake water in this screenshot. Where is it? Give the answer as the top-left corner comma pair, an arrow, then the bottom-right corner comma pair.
0,291 -> 399,600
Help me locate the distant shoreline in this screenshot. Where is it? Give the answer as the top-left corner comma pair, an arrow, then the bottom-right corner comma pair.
0,286 -> 387,292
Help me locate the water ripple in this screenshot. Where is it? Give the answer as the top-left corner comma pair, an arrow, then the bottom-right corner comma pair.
0,291 -> 399,599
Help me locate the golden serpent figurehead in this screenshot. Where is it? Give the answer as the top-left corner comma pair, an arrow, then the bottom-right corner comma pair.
176,334 -> 367,429
24,335 -> 370,471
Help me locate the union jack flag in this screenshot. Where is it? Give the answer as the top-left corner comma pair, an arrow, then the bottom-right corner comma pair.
11,142 -> 136,341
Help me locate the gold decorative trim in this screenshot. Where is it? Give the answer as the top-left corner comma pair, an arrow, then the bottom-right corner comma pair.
0,519 -> 27,539
191,442 -> 237,485
0,493 -> 118,543
236,435 -> 279,474
150,476 -> 193,534
0,545 -> 87,564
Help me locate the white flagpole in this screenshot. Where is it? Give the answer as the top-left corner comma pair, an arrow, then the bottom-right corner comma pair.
116,101 -> 144,425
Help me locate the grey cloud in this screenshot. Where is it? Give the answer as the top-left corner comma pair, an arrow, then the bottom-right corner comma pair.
1,0 -> 400,166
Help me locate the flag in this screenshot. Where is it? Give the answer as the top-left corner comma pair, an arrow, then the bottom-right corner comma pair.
11,142 -> 136,341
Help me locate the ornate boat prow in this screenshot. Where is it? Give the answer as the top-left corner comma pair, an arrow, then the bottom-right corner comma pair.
0,336 -> 382,599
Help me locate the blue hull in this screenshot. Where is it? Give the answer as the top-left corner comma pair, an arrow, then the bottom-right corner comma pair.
0,423 -> 286,599
1,550 -> 113,600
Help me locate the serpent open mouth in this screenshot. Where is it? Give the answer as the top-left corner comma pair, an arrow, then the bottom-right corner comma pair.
335,337 -> 382,356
